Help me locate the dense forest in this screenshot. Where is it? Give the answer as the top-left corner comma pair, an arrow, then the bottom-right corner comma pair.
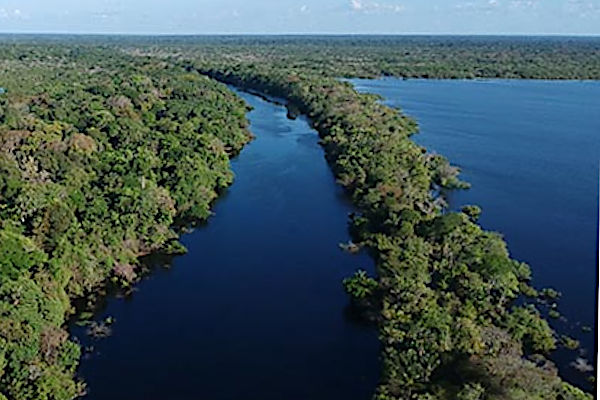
0,36 -> 598,399
125,35 -> 600,79
2,35 -> 600,80
0,45 -> 251,399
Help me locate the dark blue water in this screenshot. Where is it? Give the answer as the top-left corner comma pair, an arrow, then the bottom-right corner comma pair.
71,90 -> 379,399
351,78 -> 599,388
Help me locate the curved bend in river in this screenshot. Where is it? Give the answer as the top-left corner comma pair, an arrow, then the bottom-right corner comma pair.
71,89 -> 379,400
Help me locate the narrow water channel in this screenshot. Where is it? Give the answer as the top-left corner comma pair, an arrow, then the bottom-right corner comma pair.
70,89 -> 379,399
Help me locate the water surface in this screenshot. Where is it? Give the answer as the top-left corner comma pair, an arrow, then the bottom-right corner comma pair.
71,89 -> 379,400
351,77 -> 599,388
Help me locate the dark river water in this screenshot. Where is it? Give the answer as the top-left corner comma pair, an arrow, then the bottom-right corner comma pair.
351,78 -> 599,389
71,90 -> 379,399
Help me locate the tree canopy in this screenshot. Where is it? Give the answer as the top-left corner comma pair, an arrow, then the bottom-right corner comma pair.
0,36 -> 597,399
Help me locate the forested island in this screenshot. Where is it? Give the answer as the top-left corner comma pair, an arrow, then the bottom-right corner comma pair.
0,36 -> 598,400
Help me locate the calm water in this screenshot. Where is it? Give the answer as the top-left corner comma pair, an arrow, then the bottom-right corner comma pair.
71,90 -> 379,399
351,78 -> 599,388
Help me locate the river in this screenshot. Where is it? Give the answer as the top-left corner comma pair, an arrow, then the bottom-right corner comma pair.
351,77 -> 599,390
70,89 -> 379,399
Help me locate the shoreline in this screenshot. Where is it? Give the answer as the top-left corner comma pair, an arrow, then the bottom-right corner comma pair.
199,66 -> 593,397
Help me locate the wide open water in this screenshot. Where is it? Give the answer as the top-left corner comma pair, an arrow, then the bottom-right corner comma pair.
71,89 -> 379,400
351,77 -> 599,389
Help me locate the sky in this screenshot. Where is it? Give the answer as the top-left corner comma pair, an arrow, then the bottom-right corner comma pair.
0,0 -> 599,35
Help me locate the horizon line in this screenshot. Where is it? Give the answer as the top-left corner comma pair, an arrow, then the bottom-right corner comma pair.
0,32 -> 599,38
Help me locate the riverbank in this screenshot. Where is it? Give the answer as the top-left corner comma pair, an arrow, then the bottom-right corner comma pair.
69,87 -> 380,400
197,64 -> 592,399
0,54 -> 251,400
349,77 -> 599,391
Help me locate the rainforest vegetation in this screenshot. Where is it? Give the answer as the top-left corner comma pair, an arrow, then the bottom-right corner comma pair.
0,45 -> 251,399
197,63 -> 593,400
0,36 -> 598,399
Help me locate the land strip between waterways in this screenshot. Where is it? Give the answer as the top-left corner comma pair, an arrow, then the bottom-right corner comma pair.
197,66 -> 593,399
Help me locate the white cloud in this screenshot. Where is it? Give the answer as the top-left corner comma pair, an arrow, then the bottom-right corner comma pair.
566,0 -> 600,17
454,1 -> 493,11
0,7 -> 26,19
455,0 -> 541,13
351,0 -> 363,10
349,0 -> 404,14
92,10 -> 119,20
300,4 -> 309,13
508,0 -> 540,10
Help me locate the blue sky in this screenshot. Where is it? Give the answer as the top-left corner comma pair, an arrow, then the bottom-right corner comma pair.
0,0 -> 599,35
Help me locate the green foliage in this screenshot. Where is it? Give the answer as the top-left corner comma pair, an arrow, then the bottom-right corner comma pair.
548,310 -> 561,319
560,383 -> 593,400
540,288 -> 561,300
504,306 -> 556,354
456,383 -> 485,400
0,227 -> 47,280
560,335 -> 580,350
162,240 -> 188,255
199,56 -> 591,398
1,36 -> 595,399
519,283 -> 538,298
461,205 -> 481,222
0,47 -> 251,399
175,35 -> 600,80
343,270 -> 378,300
427,154 -> 470,189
